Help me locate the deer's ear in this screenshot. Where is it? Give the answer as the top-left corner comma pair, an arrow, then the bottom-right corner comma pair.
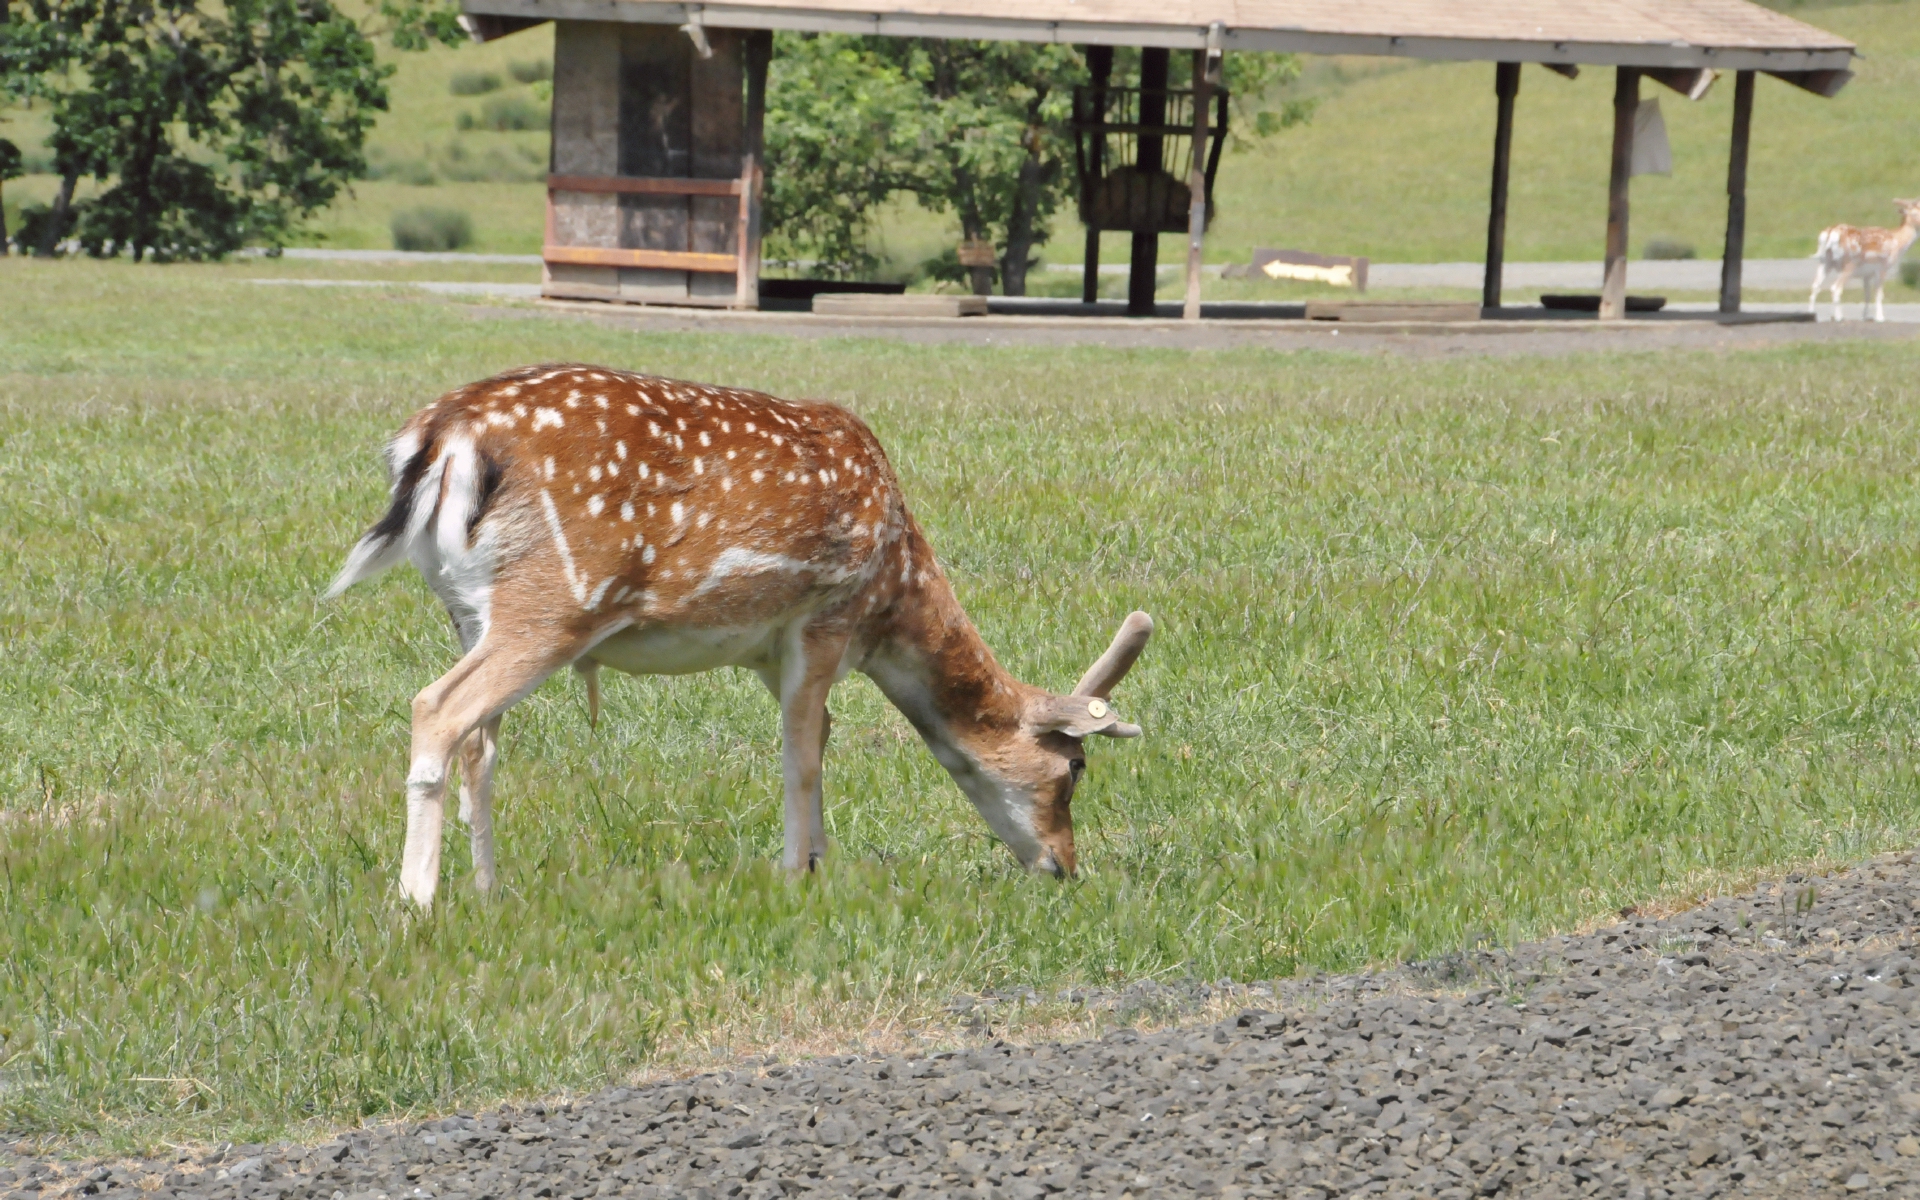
1026,694 -> 1141,739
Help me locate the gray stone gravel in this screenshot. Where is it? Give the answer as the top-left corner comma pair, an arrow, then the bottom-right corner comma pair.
10,852 -> 1920,1200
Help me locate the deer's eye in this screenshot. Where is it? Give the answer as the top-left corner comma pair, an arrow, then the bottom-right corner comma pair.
1068,759 -> 1085,781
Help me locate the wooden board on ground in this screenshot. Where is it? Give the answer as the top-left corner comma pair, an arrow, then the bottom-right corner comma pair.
1305,300 -> 1480,322
813,294 -> 988,317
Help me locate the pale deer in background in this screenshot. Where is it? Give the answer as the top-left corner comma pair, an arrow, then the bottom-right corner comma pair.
328,364 -> 1152,906
1808,198 -> 1920,322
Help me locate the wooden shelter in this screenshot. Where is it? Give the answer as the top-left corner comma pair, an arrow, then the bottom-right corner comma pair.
460,0 -> 1856,320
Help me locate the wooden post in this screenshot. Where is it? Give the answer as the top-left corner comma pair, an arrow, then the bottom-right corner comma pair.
1719,69 -> 1755,315
1599,67 -> 1639,321
1083,44 -> 1112,305
1129,47 -> 1169,317
736,30 -> 771,309
1483,62 -> 1520,311
1183,34 -> 1221,322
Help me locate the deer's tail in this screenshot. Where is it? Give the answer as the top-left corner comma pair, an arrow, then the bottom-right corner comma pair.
327,415 -> 506,601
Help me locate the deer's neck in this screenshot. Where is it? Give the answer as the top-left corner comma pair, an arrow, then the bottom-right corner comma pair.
861,524 -> 1025,771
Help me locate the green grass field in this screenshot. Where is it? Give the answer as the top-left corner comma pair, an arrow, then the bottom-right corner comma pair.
5,2 -> 1915,267
6,259 -> 1920,1150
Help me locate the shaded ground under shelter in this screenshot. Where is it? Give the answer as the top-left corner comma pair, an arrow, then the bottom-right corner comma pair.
458,0 -> 1857,320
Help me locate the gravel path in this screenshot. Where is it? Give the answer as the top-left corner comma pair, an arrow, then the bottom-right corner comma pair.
9,853 -> 1920,1200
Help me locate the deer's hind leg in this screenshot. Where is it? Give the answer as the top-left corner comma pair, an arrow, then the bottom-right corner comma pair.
1831,263 -> 1856,320
457,716 -> 503,893
1810,262 -> 1833,316
402,636 -> 583,906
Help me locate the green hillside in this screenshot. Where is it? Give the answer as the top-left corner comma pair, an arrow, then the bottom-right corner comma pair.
2,0 -> 1914,265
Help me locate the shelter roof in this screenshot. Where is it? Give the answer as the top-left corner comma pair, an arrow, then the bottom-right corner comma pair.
462,0 -> 1856,72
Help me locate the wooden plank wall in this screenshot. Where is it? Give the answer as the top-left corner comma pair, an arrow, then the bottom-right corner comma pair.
545,23 -> 750,306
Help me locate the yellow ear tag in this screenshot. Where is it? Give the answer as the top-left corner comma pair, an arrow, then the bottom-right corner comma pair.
1086,699 -> 1109,719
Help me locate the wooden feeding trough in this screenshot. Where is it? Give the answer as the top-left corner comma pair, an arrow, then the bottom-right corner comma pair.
1072,77 -> 1226,237
1071,46 -> 1227,315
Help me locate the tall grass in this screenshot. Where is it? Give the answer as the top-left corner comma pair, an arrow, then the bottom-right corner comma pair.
5,258 -> 1920,1147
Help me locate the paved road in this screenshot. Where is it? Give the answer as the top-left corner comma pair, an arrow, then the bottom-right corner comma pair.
9,853 -> 1920,1200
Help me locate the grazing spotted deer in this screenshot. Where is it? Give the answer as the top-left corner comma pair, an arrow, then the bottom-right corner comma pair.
1808,199 -> 1920,322
328,364 -> 1152,906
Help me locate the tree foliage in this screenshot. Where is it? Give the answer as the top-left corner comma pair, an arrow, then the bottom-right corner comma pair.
763,34 -> 1311,289
0,0 -> 461,260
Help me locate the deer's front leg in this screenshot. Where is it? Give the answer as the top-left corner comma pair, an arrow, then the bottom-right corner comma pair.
771,632 -> 847,872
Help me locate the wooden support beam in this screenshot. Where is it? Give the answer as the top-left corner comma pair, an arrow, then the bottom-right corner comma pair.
1083,44 -> 1112,305
1719,70 -> 1755,315
548,174 -> 743,196
739,29 -> 771,309
1129,47 -> 1169,317
1483,61 -> 1520,311
1183,27 -> 1222,322
544,245 -> 740,272
1600,66 -> 1638,321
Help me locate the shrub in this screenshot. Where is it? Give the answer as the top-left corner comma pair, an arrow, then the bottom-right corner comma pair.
362,151 -> 438,185
390,206 -> 472,252
1902,260 -> 1918,290
474,95 -> 549,131
508,58 -> 552,84
1642,239 -> 1696,261
449,70 -> 502,96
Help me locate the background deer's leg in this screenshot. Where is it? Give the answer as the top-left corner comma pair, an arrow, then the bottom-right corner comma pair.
1831,264 -> 1854,320
1869,268 -> 1887,321
1809,264 -> 1829,316
458,716 -> 503,893
404,639 -> 572,906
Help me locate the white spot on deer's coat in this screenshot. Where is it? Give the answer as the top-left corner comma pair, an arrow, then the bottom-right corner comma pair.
586,576 -> 616,611
671,501 -> 686,524
627,405 -> 640,416
699,431 -> 711,447
589,464 -> 603,482
693,458 -> 704,475
615,441 -> 627,460
607,461 -> 619,477
693,547 -> 814,596
620,501 -> 635,521
588,495 -> 605,516
721,477 -> 733,492
745,422 -> 756,433
544,457 -> 556,480
771,435 -> 783,447
595,395 -> 609,409
565,390 -> 582,408
721,421 -> 731,433
538,490 -> 588,605
751,469 -> 765,482
697,511 -> 711,529
643,544 -> 656,564
649,422 -> 662,438
532,408 -> 563,431
818,470 -> 830,484
513,404 -> 529,419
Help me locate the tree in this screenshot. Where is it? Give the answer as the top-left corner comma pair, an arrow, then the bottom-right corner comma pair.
762,35 -> 1312,293
761,33 -> 942,278
0,0 -> 461,261
0,136 -> 19,247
